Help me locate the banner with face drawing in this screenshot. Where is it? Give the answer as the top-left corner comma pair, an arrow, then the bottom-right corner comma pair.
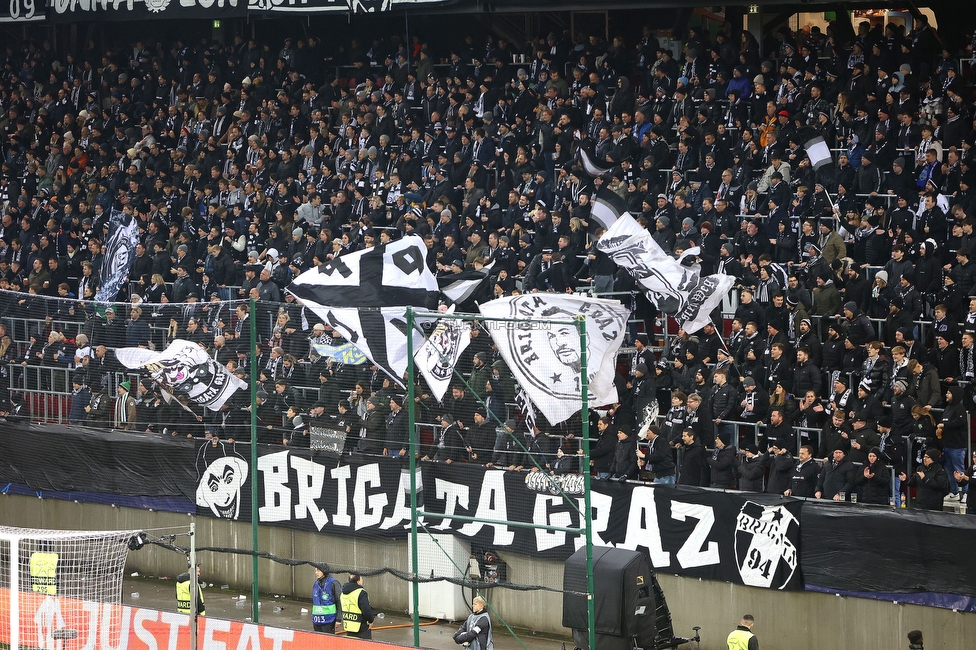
115,339 -> 247,411
478,295 -> 630,425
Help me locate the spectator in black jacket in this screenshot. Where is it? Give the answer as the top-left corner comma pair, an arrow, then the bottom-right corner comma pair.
901,448 -> 950,511
792,346 -> 821,397
589,417 -> 617,479
816,448 -> 856,501
765,445 -> 795,495
684,393 -> 714,448
706,431 -> 738,488
610,424 -> 639,481
677,429 -> 705,486
938,385 -> 969,499
640,426 -> 675,484
764,408 -> 796,454
736,445 -> 767,492
710,368 -> 737,444
855,447 -> 892,505
785,445 -> 820,497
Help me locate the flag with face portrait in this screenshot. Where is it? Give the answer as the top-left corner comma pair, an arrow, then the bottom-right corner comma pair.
478,295 -> 629,425
415,306 -> 471,403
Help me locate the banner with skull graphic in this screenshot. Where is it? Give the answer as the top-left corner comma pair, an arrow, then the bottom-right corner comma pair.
115,339 -> 247,411
94,209 -> 140,303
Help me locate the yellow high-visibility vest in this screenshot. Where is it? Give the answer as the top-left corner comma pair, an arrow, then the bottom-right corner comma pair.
340,587 -> 364,633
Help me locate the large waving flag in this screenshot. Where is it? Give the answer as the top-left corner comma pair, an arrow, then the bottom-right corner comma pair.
115,339 -> 246,411
289,235 -> 439,309
96,209 -> 140,302
479,294 -> 630,425
594,194 -> 734,333
288,236 -> 440,384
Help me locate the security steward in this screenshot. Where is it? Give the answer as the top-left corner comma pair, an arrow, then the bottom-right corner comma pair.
727,614 -> 758,650
312,566 -> 343,633
340,573 -> 375,639
176,564 -> 206,616
29,547 -> 59,595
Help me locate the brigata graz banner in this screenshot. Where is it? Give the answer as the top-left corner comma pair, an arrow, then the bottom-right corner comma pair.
193,441 -> 803,589
7,423 -> 976,597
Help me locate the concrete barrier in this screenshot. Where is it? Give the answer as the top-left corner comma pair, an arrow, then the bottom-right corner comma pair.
1,494 -> 974,649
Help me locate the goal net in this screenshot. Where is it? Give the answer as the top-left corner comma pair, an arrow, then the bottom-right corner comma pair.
0,526 -> 140,650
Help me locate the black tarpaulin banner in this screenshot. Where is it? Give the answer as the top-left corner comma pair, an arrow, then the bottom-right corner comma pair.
801,503 -> 976,594
0,422 -> 198,499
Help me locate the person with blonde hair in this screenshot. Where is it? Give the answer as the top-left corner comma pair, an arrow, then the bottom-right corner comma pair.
453,596 -> 493,650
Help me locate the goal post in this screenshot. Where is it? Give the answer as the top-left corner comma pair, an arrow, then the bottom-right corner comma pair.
0,526 -> 142,650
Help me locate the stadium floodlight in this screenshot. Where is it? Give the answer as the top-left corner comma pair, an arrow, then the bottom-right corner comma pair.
0,526 -> 141,650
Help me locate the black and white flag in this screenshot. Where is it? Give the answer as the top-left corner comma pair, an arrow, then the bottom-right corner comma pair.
300,306 -> 435,385
588,187 -> 626,233
514,386 -> 537,433
95,209 -> 140,302
438,268 -> 490,311
597,209 -> 735,334
288,236 -> 441,384
415,307 -> 471,402
579,147 -> 611,178
479,295 -> 629,424
288,234 -> 439,309
803,134 -> 833,170
115,339 -> 247,411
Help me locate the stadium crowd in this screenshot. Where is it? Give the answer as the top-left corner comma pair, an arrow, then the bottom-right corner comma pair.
0,16 -> 976,510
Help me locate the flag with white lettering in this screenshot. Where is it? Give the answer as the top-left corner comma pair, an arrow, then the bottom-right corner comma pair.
415,309 -> 471,402
597,210 -> 735,334
514,386 -> 536,434
288,234 -> 439,309
115,339 -> 246,411
479,295 -> 630,424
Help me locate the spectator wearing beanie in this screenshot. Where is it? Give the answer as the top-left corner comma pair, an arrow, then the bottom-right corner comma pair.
901,448 -> 950,511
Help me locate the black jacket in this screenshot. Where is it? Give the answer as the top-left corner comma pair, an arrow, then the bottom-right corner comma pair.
766,451 -> 795,495
706,445 -> 738,488
737,454 -> 767,492
788,458 -> 820,497
906,462 -> 950,510
644,434 -> 675,477
590,427 -> 618,473
611,434 -> 639,480
817,456 -> 856,499
854,459 -> 891,505
678,441 -> 705,486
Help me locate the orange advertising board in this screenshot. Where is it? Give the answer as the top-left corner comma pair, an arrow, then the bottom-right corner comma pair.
0,589 -> 395,650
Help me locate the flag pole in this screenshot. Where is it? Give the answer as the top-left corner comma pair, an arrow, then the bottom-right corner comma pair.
407,306 -> 421,647
577,315 -> 596,650
249,297 -> 259,623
